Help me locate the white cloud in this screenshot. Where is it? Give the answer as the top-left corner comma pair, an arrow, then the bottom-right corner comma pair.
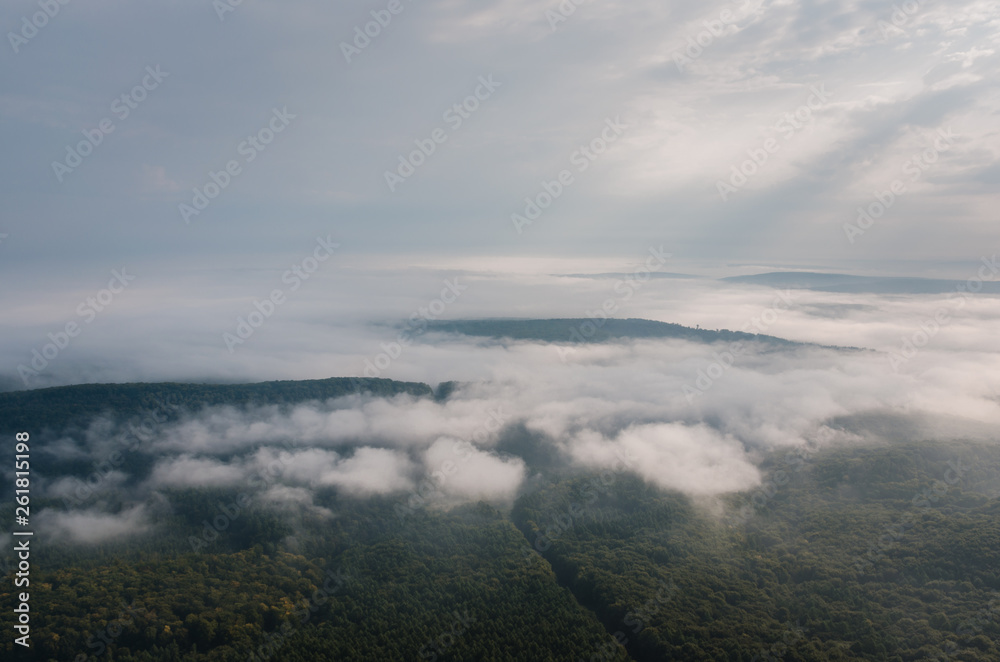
148,456 -> 246,489
316,447 -> 416,496
38,505 -> 152,545
568,423 -> 762,495
248,446 -> 416,497
424,437 -> 526,502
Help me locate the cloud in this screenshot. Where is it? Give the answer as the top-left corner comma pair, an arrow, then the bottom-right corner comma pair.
148,456 -> 246,489
567,423 -> 762,495
9,269 -> 1000,535
318,447 -> 416,497
148,394 -> 505,455
1,0 -> 998,285
37,505 -> 152,545
47,471 -> 128,500
424,437 -> 526,502
248,446 -> 416,497
258,485 -> 335,519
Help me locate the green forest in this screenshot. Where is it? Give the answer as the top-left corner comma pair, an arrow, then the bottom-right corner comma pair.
1,380 -> 999,660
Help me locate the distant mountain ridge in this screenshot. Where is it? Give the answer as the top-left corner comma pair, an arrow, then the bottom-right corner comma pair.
425,317 -> 821,348
724,271 -> 1000,294
0,377 -> 432,435
556,272 -> 698,280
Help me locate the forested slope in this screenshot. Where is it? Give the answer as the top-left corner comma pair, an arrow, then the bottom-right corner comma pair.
2,377 -> 999,661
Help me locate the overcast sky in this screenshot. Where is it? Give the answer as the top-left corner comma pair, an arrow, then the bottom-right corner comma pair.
2,0 -> 999,388
3,0 -> 998,271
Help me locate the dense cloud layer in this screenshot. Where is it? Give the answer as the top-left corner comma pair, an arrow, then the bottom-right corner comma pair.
23,269 -> 1000,543
5,258 -> 1000,390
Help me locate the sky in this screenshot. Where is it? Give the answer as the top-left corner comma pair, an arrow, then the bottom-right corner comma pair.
2,0 -> 1000,389
2,0 -> 999,269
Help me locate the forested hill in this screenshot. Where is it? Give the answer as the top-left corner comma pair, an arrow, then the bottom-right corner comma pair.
3,440 -> 999,660
425,318 -> 805,347
0,377 -> 432,435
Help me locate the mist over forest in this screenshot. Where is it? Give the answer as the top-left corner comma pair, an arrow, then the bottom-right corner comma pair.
4,0 -> 1000,659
